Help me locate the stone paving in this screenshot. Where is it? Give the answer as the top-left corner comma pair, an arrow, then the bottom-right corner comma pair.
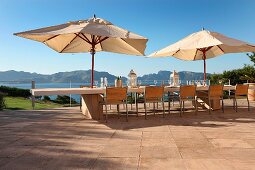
0,100 -> 255,170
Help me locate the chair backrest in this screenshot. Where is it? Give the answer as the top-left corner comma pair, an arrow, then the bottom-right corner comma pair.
145,86 -> 164,99
179,85 -> 196,99
208,85 -> 223,98
106,87 -> 127,103
235,84 -> 249,96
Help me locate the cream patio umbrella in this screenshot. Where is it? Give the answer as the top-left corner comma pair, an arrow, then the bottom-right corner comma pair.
14,15 -> 148,87
149,29 -> 255,82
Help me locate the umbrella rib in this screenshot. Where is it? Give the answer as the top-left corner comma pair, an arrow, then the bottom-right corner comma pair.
246,44 -> 255,48
76,33 -> 91,44
43,35 -> 59,43
97,37 -> 109,44
60,34 -> 78,53
172,49 -> 180,56
81,33 -> 92,44
98,37 -> 109,51
217,45 -> 225,53
95,36 -> 101,43
193,49 -> 198,60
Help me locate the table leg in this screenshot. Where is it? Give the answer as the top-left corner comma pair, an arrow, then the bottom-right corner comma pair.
81,94 -> 103,120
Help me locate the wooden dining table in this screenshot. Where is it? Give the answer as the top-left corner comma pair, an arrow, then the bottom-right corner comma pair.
31,85 -> 235,120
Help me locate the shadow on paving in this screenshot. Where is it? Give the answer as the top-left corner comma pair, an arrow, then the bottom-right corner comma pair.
0,102 -> 254,169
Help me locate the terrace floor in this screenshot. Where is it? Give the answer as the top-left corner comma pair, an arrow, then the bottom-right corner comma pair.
0,99 -> 255,170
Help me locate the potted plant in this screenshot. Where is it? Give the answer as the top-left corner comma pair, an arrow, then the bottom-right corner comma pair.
115,76 -> 123,87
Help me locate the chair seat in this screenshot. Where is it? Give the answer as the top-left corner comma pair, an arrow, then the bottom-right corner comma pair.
100,100 -> 126,105
229,95 -> 248,99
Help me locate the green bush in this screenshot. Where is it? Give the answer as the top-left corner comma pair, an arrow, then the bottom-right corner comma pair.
209,65 -> 255,85
0,86 -> 31,98
43,96 -> 51,101
0,92 -> 6,110
53,95 -> 77,104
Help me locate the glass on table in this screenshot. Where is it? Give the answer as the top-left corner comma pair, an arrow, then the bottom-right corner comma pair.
168,80 -> 171,86
154,80 -> 157,86
126,80 -> 130,87
94,80 -> 98,87
138,80 -> 142,87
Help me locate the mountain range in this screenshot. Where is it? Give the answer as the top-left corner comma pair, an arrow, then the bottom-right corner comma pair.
0,70 -> 209,83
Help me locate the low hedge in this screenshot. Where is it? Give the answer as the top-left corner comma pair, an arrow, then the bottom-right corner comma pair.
0,86 -> 31,98
0,92 -> 6,110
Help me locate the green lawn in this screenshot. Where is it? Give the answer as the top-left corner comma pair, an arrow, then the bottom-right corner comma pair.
4,97 -> 63,110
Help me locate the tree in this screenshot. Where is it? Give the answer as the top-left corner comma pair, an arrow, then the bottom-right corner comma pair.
247,52 -> 255,66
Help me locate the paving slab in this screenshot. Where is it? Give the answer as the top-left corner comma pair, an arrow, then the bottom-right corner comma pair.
0,100 -> 254,169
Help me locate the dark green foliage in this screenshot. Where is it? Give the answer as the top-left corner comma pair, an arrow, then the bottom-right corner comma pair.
43,96 -> 51,101
209,65 -> 255,85
0,86 -> 31,98
208,73 -> 223,85
53,95 -> 77,104
247,52 -> 255,66
0,92 -> 6,110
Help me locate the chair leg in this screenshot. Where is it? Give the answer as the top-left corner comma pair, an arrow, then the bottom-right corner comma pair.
126,102 -> 128,122
168,99 -> 171,114
235,98 -> 237,112
233,98 -> 235,110
247,97 -> 250,111
162,100 -> 165,118
179,100 -> 182,117
221,98 -> 224,113
182,101 -> 185,115
136,100 -> 139,117
208,99 -> 211,114
117,104 -> 120,119
153,102 -> 156,116
144,102 -> 147,119
105,104 -> 108,123
194,99 -> 198,115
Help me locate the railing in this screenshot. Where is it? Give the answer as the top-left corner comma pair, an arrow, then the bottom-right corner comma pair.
0,79 -> 235,109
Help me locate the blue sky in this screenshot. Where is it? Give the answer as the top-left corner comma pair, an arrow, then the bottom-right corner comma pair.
0,0 -> 255,77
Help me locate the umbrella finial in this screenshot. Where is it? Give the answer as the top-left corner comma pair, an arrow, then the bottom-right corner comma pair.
93,14 -> 96,19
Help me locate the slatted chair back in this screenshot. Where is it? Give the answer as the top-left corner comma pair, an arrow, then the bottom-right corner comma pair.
208,85 -> 223,98
106,87 -> 127,103
145,86 -> 164,100
179,85 -> 196,99
235,84 -> 249,96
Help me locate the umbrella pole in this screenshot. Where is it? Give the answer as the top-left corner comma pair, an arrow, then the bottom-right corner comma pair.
91,44 -> 96,88
202,50 -> 207,84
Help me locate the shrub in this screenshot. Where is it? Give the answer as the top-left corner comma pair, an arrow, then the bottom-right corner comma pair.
0,92 -> 6,110
43,96 -> 51,101
0,86 -> 31,98
53,95 -> 77,104
209,65 -> 255,85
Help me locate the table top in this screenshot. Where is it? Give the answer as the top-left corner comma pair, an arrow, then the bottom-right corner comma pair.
31,85 -> 236,96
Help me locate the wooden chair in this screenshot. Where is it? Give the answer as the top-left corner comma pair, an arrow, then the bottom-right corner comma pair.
230,84 -> 250,112
141,86 -> 165,119
100,87 -> 128,122
179,85 -> 197,116
198,85 -> 224,114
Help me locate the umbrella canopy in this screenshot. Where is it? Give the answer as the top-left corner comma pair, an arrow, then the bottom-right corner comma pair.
149,30 -> 255,81
14,15 -> 148,87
